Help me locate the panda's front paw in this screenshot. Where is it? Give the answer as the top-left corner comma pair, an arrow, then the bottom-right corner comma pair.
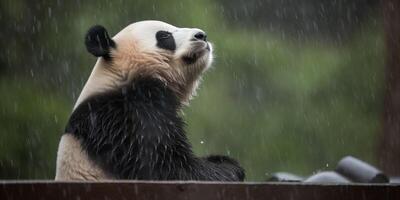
205,155 -> 239,165
205,155 -> 245,181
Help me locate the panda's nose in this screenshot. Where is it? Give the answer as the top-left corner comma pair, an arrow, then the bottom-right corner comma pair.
194,31 -> 207,41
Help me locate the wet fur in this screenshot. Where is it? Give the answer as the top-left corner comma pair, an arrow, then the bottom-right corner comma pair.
58,21 -> 244,181
65,77 -> 244,181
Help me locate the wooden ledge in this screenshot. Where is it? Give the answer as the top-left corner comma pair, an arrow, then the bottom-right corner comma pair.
1,181 -> 399,200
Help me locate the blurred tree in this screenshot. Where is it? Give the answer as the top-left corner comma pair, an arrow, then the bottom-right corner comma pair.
380,0 -> 400,176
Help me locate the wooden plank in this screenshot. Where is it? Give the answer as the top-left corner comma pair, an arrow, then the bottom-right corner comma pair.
0,181 -> 399,200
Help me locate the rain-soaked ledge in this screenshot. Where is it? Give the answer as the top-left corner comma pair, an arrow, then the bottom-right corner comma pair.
0,181 -> 399,200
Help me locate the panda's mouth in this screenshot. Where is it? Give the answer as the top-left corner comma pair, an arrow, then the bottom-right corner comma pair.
182,53 -> 201,65
182,42 -> 210,65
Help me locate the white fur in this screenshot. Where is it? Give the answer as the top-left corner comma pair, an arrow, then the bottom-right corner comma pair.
73,59 -> 120,109
55,134 -> 111,180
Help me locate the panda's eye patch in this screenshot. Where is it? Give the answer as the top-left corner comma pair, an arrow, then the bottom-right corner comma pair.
156,31 -> 176,51
156,31 -> 172,40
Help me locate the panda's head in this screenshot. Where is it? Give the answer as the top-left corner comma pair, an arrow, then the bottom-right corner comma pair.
80,20 -> 213,106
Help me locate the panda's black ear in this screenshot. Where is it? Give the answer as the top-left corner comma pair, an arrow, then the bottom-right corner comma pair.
85,25 -> 116,59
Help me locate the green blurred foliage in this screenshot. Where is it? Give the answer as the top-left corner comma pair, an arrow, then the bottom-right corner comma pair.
0,0 -> 384,181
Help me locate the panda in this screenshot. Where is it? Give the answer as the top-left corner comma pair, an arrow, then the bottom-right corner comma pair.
55,20 -> 244,181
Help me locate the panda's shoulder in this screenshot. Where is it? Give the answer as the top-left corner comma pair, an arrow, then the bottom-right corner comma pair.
65,77 -> 182,135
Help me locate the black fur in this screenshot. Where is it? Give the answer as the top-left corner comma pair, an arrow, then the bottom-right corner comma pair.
65,77 -> 244,181
156,31 -> 176,51
85,25 -> 116,59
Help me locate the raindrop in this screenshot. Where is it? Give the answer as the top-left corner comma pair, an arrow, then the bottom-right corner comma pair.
48,7 -> 52,17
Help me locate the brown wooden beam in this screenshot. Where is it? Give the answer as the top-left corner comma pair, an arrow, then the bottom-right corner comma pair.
381,0 -> 400,176
0,181 -> 399,200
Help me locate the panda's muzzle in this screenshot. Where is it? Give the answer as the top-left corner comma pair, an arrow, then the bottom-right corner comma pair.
182,41 -> 210,65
